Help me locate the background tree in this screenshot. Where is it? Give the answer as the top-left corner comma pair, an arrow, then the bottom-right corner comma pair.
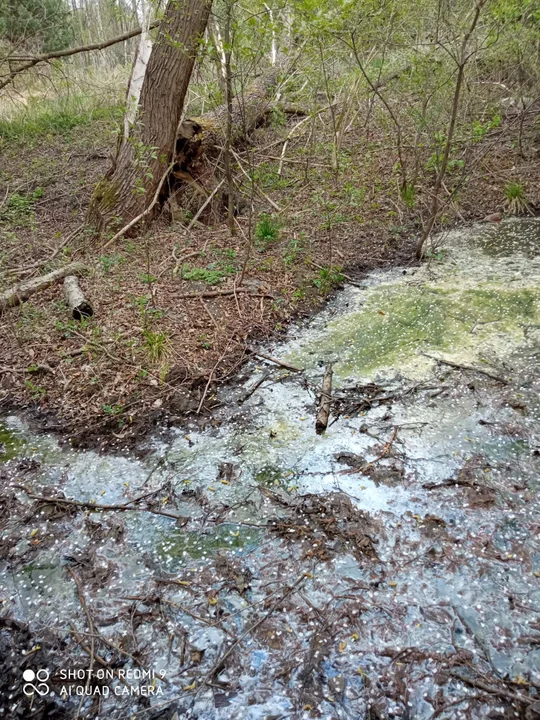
87,0 -> 213,232
0,0 -> 73,53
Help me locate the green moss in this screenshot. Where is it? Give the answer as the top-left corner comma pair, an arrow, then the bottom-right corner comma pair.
287,283 -> 540,379
91,179 -> 119,212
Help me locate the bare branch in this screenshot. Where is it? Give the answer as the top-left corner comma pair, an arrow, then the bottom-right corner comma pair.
0,21 -> 159,92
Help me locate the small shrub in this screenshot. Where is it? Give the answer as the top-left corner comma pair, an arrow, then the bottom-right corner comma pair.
400,183 -> 416,209
284,237 -> 303,268
99,254 -> 124,274
181,264 -> 235,285
0,188 -> 43,227
313,266 -> 344,295
102,403 -> 124,416
269,107 -> 287,128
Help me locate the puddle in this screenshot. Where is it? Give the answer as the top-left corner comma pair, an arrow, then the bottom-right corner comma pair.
2,219 -> 540,719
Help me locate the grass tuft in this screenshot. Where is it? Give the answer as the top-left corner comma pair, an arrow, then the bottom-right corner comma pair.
504,182 -> 530,216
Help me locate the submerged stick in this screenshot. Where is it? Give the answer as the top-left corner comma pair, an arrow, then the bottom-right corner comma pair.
422,353 -> 508,384
0,262 -> 87,313
63,275 -> 93,320
15,485 -> 188,523
316,364 -> 333,434
247,347 -> 302,373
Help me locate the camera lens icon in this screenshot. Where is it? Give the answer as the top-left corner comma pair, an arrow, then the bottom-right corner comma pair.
23,669 -> 50,697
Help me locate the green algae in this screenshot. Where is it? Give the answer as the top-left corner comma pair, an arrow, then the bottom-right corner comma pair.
254,464 -> 298,491
286,283 -> 540,380
0,423 -> 27,460
157,524 -> 261,563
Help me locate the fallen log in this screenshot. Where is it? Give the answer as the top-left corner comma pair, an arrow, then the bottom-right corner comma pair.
316,365 -> 333,434
63,275 -> 93,320
175,66 -> 280,173
0,262 -> 87,313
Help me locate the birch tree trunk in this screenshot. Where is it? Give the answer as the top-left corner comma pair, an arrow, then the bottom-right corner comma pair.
123,0 -> 153,138
87,0 -> 213,233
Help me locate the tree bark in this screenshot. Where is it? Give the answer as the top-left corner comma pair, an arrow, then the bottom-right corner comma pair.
87,0 -> 213,233
63,276 -> 93,320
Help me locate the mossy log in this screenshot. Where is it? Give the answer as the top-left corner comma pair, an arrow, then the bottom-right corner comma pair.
174,67 -> 280,173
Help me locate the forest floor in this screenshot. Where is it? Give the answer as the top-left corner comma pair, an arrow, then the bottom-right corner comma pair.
0,103 -> 539,449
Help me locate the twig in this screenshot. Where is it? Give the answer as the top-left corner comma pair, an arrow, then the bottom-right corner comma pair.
340,427 -> 398,475
230,148 -> 280,211
196,343 -> 231,414
197,575 -> 306,691
246,347 -> 302,373
68,569 -> 95,704
422,353 -> 508,384
16,485 -> 189,522
186,179 -> 225,231
10,223 -> 85,276
446,670 -> 532,705
70,629 -> 133,690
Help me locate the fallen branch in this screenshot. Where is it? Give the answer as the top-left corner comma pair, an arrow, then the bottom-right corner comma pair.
173,288 -> 276,300
0,262 -> 87,313
15,485 -> 189,523
316,364 -> 333,434
238,369 -> 272,405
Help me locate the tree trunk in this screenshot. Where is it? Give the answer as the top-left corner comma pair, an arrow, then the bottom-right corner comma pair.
87,0 -> 213,233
